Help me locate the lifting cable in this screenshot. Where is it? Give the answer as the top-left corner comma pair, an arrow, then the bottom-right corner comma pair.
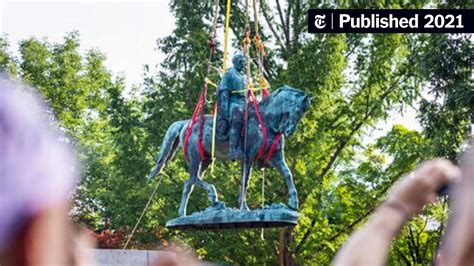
241,0 -> 254,214
183,0 -> 221,161
252,0 -> 269,98
251,0 -> 268,241
124,0 -> 222,249
123,172 -> 167,249
242,0 -> 252,169
242,0 -> 268,163
210,0 -> 233,175
249,0 -> 283,166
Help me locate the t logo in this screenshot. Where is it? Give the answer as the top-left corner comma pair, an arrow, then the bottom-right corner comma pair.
314,14 -> 326,29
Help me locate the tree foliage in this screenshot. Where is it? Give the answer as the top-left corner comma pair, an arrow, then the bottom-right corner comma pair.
0,0 -> 472,264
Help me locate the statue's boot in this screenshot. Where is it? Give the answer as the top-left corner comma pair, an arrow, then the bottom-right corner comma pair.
229,121 -> 244,160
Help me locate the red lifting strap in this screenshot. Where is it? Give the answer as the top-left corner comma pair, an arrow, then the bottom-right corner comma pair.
264,132 -> 283,162
184,84 -> 275,163
197,106 -> 206,160
247,89 -> 268,162
183,85 -> 207,162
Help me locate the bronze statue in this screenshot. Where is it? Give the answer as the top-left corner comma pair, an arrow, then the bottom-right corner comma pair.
147,85 -> 311,217
216,52 -> 246,159
145,52 -> 312,229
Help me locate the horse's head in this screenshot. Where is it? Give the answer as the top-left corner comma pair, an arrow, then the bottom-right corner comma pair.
263,85 -> 312,136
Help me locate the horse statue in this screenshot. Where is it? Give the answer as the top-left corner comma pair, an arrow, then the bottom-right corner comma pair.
147,85 -> 311,217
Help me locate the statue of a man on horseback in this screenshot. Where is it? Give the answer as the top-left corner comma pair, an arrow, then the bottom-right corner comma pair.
216,52 -> 246,159
147,83 -> 312,219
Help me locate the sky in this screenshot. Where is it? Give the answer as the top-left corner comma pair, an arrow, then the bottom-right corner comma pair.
1,0 -> 175,88
0,0 -> 421,139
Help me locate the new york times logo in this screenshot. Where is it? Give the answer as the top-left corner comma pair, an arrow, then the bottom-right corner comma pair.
314,14 -> 326,29
339,14 -> 418,29
308,9 -> 473,33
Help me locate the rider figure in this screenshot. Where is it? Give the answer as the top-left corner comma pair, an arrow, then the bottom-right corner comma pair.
217,52 -> 246,160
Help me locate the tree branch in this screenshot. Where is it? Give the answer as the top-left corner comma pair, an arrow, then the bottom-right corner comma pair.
396,247 -> 412,265
296,180 -> 392,256
260,0 -> 287,55
290,0 -> 303,51
275,0 -> 288,42
295,75 -> 407,255
408,226 -> 418,262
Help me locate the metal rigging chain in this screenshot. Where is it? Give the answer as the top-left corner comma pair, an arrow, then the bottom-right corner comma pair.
252,0 -> 268,96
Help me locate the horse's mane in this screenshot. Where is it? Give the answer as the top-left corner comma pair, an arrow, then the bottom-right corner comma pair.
255,85 -> 306,114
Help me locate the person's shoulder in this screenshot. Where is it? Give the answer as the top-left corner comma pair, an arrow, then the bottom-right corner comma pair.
226,67 -> 239,75
222,68 -> 236,80
219,70 -> 233,89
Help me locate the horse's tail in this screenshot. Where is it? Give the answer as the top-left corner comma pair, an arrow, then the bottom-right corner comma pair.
146,121 -> 186,181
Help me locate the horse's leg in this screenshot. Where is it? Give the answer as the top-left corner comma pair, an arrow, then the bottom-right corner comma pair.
272,156 -> 298,210
196,160 -> 219,206
238,159 -> 252,211
178,161 -> 199,217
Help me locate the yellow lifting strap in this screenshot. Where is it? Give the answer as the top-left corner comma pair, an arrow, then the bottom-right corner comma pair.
223,0 -> 232,71
210,0 -> 232,175
205,77 -> 218,88
231,85 -> 266,94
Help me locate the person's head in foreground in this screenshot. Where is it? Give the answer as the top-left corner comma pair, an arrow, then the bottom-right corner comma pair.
0,75 -> 80,265
333,145 -> 474,265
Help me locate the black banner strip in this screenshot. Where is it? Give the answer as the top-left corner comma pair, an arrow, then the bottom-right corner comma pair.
308,9 -> 474,33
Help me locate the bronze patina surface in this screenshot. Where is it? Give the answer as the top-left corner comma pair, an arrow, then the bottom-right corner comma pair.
166,203 -> 299,230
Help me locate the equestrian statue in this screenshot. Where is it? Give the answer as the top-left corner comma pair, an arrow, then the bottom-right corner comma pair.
147,53 -> 311,228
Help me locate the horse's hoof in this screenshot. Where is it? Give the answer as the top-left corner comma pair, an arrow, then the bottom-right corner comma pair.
213,201 -> 226,209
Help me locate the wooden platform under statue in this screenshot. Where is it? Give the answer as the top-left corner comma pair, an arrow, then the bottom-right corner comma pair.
166,203 -> 299,230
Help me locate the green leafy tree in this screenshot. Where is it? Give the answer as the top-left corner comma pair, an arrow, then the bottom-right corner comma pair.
141,0 -> 472,264
0,35 -> 17,75
418,33 -> 473,161
1,0 -> 471,263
